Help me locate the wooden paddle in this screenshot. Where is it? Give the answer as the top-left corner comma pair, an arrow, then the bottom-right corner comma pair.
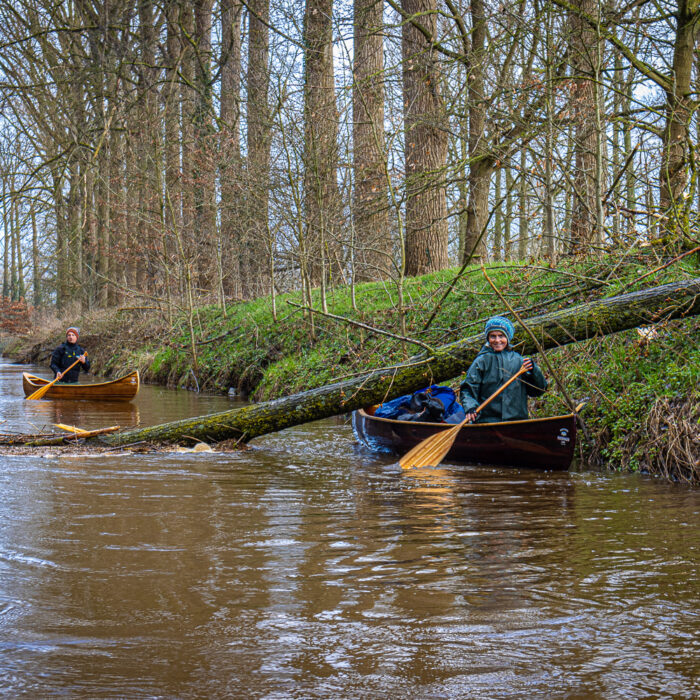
399,364 -> 530,469
53,424 -> 90,435
26,352 -> 87,400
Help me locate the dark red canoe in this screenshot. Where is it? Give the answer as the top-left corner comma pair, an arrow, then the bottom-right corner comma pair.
352,406 -> 577,470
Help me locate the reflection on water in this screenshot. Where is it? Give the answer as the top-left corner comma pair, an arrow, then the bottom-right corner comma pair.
26,397 -> 140,432
0,359 -> 699,697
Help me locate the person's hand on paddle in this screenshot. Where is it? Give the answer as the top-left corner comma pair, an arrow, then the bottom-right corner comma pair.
56,354 -> 86,381
522,357 -> 534,372
465,411 -> 478,423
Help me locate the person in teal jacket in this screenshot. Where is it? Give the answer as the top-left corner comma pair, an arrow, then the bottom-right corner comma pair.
459,316 -> 547,423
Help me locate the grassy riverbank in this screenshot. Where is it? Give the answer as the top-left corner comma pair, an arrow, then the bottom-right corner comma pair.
3,255 -> 698,483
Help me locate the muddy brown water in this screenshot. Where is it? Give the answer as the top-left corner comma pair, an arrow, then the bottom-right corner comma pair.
1,359 -> 699,698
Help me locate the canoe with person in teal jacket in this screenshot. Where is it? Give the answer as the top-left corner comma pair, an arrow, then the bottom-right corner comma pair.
460,316 -> 547,423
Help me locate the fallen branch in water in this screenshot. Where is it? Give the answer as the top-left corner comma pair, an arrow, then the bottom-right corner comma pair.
21,426 -> 120,447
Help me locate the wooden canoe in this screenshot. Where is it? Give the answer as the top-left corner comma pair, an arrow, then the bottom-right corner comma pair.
22,371 -> 140,402
352,406 -> 577,470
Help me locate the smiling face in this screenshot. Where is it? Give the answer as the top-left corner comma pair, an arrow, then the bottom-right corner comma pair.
66,331 -> 78,344
487,330 -> 508,352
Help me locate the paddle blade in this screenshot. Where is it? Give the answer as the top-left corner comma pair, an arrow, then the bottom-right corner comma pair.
26,355 -> 84,400
399,423 -> 462,469
26,382 -> 53,400
53,424 -> 90,435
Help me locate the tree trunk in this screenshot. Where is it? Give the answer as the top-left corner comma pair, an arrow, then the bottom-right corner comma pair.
402,0 -> 449,275
353,0 -> 390,281
193,0 -> 217,290
493,170 -> 502,261
9,195 -> 17,300
463,0 -> 488,264
135,0 -> 158,295
53,170 -> 70,310
13,195 -> 25,300
102,278 -> 700,446
31,208 -> 41,306
65,162 -> 81,304
504,165 -> 513,260
517,147 -> 528,259
658,0 -> 698,240
2,177 -> 9,299
567,0 -> 601,254
245,0 -> 272,298
544,1 -> 556,261
180,1 -> 197,287
303,0 -> 341,288
219,0 -> 243,298
163,0 -> 184,311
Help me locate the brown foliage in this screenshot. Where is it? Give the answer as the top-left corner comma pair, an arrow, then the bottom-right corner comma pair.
0,297 -> 33,335
643,397 -> 700,485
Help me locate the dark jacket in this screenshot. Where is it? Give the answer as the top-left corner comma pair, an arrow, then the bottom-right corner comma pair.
50,342 -> 91,383
459,344 -> 547,423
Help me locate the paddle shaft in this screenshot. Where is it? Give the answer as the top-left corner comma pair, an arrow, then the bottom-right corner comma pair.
399,364 -> 530,469
26,353 -> 86,400
456,363 -> 530,430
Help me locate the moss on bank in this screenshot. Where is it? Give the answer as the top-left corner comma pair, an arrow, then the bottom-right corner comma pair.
2,255 -> 698,483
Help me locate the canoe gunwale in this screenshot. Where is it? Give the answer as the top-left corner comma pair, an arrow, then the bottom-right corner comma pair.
358,406 -> 577,428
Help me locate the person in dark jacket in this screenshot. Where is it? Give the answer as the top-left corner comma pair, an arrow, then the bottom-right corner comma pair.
50,326 -> 90,383
460,316 -> 547,423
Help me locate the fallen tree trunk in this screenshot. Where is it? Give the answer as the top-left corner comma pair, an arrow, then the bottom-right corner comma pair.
102,278 -> 700,447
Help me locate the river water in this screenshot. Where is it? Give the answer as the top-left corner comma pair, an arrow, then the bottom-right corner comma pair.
0,358 -> 698,698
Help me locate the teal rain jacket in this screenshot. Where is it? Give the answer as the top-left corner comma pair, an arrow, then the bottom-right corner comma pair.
459,344 -> 547,423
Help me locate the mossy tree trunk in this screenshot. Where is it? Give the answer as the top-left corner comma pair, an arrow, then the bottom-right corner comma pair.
102,278 -> 700,447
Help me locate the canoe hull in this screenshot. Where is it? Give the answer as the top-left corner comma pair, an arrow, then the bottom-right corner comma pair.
352,407 -> 576,470
23,371 -> 140,402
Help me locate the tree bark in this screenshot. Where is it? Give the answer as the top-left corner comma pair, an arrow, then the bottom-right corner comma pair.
101,278 -> 700,447
402,0 -> 449,275
193,0 -> 217,289
1,177 -> 8,299
567,0 -> 601,254
31,208 -> 41,306
303,0 -> 341,287
219,0 -> 243,298
353,0 -> 390,281
658,0 -> 698,237
180,1 -> 197,281
245,0 -> 272,298
134,0 -> 159,295
463,0 -> 488,264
